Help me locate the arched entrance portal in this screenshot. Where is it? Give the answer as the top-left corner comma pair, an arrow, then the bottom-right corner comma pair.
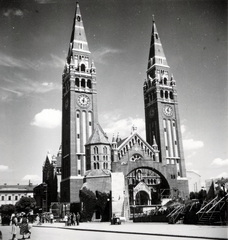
127,167 -> 170,206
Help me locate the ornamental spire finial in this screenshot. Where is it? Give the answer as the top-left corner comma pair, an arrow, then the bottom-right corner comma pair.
152,14 -> 155,22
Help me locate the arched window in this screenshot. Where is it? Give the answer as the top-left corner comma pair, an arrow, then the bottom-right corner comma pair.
103,146 -> 107,154
164,78 -> 167,85
170,92 -> 173,99
81,64 -> 85,72
75,78 -> 79,87
103,163 -> 105,169
87,79 -> 92,88
81,79 -> 85,88
165,91 -> 168,99
97,163 -> 99,169
94,163 -> 96,169
94,146 -> 98,154
160,90 -> 163,98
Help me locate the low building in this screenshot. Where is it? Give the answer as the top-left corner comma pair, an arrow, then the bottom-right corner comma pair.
0,182 -> 34,207
186,170 -> 201,193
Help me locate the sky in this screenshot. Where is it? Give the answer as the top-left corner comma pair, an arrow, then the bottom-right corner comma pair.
0,0 -> 227,188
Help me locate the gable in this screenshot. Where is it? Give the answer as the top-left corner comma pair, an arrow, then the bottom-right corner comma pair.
117,132 -> 158,161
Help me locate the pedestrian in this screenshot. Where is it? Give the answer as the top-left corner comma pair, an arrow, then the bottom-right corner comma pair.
50,213 -> 54,224
72,213 -> 76,226
67,213 -> 71,226
76,212 -> 80,225
11,216 -> 18,240
64,214 -> 68,226
19,215 -> 31,239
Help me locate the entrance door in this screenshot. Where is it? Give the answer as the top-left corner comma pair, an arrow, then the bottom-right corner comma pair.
135,191 -> 149,205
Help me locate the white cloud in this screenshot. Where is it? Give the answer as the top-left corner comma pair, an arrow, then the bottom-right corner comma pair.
183,139 -> 204,150
22,175 -> 41,182
185,162 -> 193,168
0,165 -> 9,172
92,47 -> 122,64
3,9 -> 24,18
215,172 -> 228,179
31,109 -> 61,129
210,158 -> 228,168
35,0 -> 57,4
102,114 -> 145,140
0,74 -> 61,101
181,124 -> 186,134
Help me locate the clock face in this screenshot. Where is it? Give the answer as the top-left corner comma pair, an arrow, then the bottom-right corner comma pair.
77,94 -> 90,107
163,105 -> 173,117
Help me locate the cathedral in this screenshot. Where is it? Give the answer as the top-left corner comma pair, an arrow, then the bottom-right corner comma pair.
60,2 -> 189,219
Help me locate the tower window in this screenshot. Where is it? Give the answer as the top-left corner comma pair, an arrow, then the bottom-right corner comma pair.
77,113 -> 80,118
170,92 -> 173,99
75,78 -> 79,87
77,134 -> 80,139
165,91 -> 168,99
94,146 -> 98,154
164,78 -> 167,85
155,33 -> 158,39
87,79 -> 92,88
81,79 -> 85,88
78,43 -> 83,49
89,121 -> 92,126
81,64 -> 85,72
160,90 -> 163,98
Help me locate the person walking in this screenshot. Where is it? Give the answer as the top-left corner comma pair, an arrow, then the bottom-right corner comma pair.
11,216 -> 18,240
50,213 -> 54,224
76,212 -> 80,226
19,215 -> 31,239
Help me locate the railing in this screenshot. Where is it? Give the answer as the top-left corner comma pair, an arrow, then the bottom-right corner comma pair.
196,193 -> 227,224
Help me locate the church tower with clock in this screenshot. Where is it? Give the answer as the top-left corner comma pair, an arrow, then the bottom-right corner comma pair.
144,18 -> 188,194
61,2 -> 98,203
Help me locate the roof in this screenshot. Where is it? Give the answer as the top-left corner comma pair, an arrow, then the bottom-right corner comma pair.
86,124 -> 110,145
0,184 -> 35,192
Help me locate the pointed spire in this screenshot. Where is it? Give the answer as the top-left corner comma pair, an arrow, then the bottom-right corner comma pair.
131,125 -> 137,134
147,16 -> 169,71
116,133 -> 121,142
67,1 -> 90,64
112,134 -> 116,143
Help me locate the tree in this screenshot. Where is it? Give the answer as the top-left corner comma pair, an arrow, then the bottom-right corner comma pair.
0,204 -> 15,215
80,187 -> 96,221
15,196 -> 36,214
0,204 -> 15,225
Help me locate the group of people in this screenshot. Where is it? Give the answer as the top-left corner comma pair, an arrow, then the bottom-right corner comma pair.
11,214 -> 32,240
64,212 -> 80,226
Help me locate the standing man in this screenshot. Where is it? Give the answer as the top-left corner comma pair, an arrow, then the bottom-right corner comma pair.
76,212 -> 80,225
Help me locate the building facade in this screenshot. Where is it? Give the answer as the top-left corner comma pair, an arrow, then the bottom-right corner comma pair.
0,183 -> 34,207
186,170 -> 201,193
60,2 -> 189,217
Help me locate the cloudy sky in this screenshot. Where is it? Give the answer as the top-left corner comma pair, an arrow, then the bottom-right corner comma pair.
0,0 -> 227,187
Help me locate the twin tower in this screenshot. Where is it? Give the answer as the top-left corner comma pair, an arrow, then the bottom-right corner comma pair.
60,2 -> 188,209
